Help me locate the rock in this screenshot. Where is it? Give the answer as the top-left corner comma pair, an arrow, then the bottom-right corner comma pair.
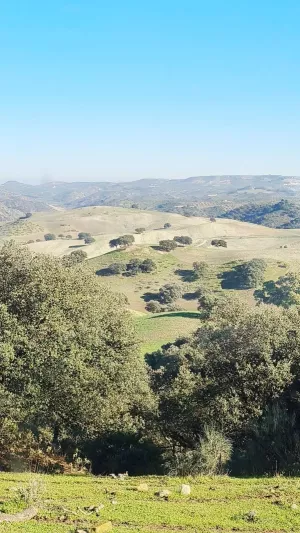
95,522 -> 113,533
137,483 -> 149,492
291,503 -> 298,510
180,484 -> 191,496
159,490 -> 171,498
111,499 -> 118,505
76,530 -> 88,533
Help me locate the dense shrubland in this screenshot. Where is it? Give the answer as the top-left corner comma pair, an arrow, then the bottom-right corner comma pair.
3,243 -> 300,477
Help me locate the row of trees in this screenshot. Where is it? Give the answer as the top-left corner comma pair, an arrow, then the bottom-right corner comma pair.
104,258 -> 156,276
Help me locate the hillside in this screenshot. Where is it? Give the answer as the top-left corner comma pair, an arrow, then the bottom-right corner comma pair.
0,190 -> 51,221
221,199 -> 300,228
2,175 -> 300,215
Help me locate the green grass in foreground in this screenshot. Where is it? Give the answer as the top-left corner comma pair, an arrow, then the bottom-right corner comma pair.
1,473 -> 300,532
135,311 -> 201,353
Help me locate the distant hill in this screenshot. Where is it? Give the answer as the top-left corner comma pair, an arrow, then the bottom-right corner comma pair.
0,189 -> 52,221
221,199 -> 300,228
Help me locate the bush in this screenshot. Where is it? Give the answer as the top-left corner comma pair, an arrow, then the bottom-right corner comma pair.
58,234 -> 64,238
78,232 -> 91,240
84,236 -> 95,245
140,259 -> 156,273
135,228 -> 146,234
159,283 -> 182,304
173,236 -> 193,245
193,261 -> 209,278
159,240 -> 178,252
210,217 -> 216,222
165,427 -> 232,476
44,233 -> 56,241
36,239 -> 42,242
107,263 -> 126,275
27,240 -> 34,244
146,301 -> 162,313
164,223 -> 172,229
211,239 -> 227,248
66,235 -> 72,239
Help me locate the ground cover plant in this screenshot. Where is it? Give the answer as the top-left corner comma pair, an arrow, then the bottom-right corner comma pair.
1,473 -> 300,532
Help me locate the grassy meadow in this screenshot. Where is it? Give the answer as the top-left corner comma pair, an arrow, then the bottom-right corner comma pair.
1,473 -> 300,532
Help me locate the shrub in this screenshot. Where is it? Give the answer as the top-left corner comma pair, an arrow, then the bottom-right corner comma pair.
146,301 -> 162,313
140,259 -> 156,273
193,261 -> 209,278
84,236 -> 95,245
66,235 -> 72,239
210,217 -> 216,222
164,223 -> 171,228
27,240 -> 34,244
159,283 -> 182,304
58,234 -> 64,238
159,240 -> 177,252
173,236 -> 193,245
44,233 -> 56,241
78,232 -> 91,240
211,239 -> 227,248
164,427 -> 232,476
135,228 -> 146,234
107,263 -> 126,275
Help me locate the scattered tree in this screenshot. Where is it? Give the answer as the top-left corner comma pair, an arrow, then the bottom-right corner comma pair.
159,240 -> 178,252
62,250 -> 88,267
78,232 -> 91,240
107,263 -> 126,275
146,301 -> 162,313
193,261 -> 209,279
44,233 -> 56,241
164,223 -> 172,229
159,283 -> 182,304
140,258 -> 156,273
66,235 -> 73,239
135,228 -> 146,234
211,239 -> 227,248
254,272 -> 300,307
84,236 -> 96,245
173,236 -> 193,245
210,217 -> 216,222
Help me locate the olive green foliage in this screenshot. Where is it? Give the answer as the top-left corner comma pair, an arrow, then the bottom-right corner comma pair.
135,227 -> 146,234
159,239 -> 178,252
84,235 -> 95,244
173,236 -> 193,245
235,258 -> 267,288
78,232 -> 91,240
62,249 -> 88,266
0,242 -> 151,466
109,234 -> 135,249
105,258 -> 156,276
193,261 -> 209,279
164,222 -> 171,228
147,298 -> 299,452
165,427 -> 232,476
146,300 -> 162,313
159,283 -> 182,304
211,239 -> 227,247
44,233 -> 56,241
255,271 -> 300,307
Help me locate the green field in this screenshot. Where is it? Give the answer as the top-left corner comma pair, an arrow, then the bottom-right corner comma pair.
1,473 -> 300,532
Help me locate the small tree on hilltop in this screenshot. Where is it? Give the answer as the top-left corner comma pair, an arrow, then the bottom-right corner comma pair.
164,223 -> 171,229
173,236 -> 193,245
44,233 -> 56,241
159,240 -> 178,252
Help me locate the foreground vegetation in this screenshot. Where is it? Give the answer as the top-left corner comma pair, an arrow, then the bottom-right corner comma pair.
1,473 -> 300,532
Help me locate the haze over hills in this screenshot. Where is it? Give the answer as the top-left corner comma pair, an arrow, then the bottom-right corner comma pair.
2,175 -> 300,225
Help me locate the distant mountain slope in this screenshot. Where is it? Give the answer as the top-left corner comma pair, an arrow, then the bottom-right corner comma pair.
2,175 -> 300,213
221,199 -> 300,228
0,188 -> 52,221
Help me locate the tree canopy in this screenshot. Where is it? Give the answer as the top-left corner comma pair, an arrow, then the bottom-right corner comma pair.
0,242 -> 151,453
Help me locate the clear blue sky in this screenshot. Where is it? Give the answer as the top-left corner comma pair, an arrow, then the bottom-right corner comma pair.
1,0 -> 300,182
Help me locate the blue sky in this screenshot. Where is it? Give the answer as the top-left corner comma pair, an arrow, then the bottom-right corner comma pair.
1,0 -> 300,182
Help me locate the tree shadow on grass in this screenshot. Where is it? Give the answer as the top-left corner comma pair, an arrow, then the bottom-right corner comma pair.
149,311 -> 201,319
96,268 -> 114,276
68,244 -> 86,249
218,268 -> 244,290
175,269 -> 196,282
141,291 -> 160,302
182,291 -> 199,300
